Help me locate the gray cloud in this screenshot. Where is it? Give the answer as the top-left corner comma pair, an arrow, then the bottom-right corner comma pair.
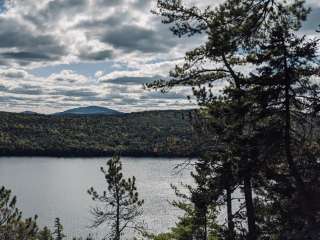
0,95 -> 26,103
0,83 -> 43,95
76,12 -> 131,30
25,0 -> 88,28
78,49 -> 113,61
0,18 -> 51,48
0,69 -> 28,78
101,76 -> 161,85
10,85 -> 43,95
132,0 -> 152,10
0,17 -> 66,65
1,51 -> 58,61
140,91 -> 188,100
95,0 -> 125,7
0,0 -> 182,66
101,24 -> 176,53
0,84 -> 9,92
51,88 -> 99,98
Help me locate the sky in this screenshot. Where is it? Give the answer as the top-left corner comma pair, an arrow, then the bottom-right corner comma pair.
0,0 -> 319,114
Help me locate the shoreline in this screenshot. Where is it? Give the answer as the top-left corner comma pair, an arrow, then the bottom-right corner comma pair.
0,151 -> 198,159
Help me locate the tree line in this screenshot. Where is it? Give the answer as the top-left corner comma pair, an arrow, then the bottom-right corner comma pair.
0,110 -> 197,158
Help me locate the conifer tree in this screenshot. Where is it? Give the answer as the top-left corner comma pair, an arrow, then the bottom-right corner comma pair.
88,155 -> 144,240
149,1 -> 265,238
0,186 -> 22,226
244,1 -> 320,237
0,186 -> 55,240
148,0 -> 320,239
38,226 -> 53,240
168,166 -> 220,240
53,218 -> 65,240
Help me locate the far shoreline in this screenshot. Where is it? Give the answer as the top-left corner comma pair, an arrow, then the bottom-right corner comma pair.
0,151 -> 198,159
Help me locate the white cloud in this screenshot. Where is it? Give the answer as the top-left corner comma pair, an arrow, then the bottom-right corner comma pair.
0,0 -> 318,113
0,66 -> 195,113
94,70 -> 104,78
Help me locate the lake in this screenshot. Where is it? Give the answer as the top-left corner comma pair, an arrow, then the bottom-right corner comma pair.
0,157 -> 194,239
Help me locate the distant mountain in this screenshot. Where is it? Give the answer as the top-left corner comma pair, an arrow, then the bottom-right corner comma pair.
54,106 -> 123,116
21,111 -> 39,115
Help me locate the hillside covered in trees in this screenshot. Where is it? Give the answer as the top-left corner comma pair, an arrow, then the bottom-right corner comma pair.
0,110 -> 199,157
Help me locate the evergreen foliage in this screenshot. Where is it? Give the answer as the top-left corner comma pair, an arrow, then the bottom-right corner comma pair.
148,0 -> 320,239
38,227 -> 53,240
152,176 -> 220,240
88,155 -> 144,240
0,186 -> 57,240
53,218 -> 65,240
0,186 -> 22,226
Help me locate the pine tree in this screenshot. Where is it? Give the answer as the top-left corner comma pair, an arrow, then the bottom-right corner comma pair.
0,186 -> 22,226
53,218 -> 65,240
168,165 -> 220,240
244,1 -> 320,237
88,155 -> 144,240
148,1 -> 266,239
38,226 -> 53,240
149,1 -> 320,239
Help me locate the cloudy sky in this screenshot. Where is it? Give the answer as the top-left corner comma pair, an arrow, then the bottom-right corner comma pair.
0,0 -> 319,113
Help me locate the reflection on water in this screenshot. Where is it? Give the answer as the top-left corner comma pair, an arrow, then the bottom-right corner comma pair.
0,157 -> 194,239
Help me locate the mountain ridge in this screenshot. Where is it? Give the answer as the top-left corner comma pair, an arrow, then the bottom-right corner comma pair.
53,106 -> 123,116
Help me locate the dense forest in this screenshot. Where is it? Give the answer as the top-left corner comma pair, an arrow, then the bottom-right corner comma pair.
0,110 -> 199,157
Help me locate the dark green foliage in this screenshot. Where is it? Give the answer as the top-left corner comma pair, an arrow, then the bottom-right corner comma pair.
0,186 -> 57,240
0,216 -> 39,240
88,155 -> 144,240
151,158 -> 220,240
0,186 -> 39,239
53,218 -> 65,240
0,186 -> 22,226
149,0 -> 265,239
243,1 -> 320,237
0,110 -> 198,158
149,0 -> 320,240
38,227 -> 53,240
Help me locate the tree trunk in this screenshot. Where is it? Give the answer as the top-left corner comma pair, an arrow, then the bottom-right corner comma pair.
244,174 -> 257,240
204,212 -> 208,240
222,53 -> 256,240
116,189 -> 120,240
226,185 -> 235,240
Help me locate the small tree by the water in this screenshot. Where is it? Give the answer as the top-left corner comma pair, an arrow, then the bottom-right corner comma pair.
88,155 -> 144,240
0,186 -> 22,226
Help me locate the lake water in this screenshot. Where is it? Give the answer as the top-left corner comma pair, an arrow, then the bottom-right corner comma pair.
0,157 -> 194,239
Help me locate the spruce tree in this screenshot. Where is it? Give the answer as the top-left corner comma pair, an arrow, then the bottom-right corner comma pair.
88,155 -> 144,240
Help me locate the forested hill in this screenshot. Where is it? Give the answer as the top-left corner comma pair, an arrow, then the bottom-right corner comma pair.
0,110 -> 199,157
